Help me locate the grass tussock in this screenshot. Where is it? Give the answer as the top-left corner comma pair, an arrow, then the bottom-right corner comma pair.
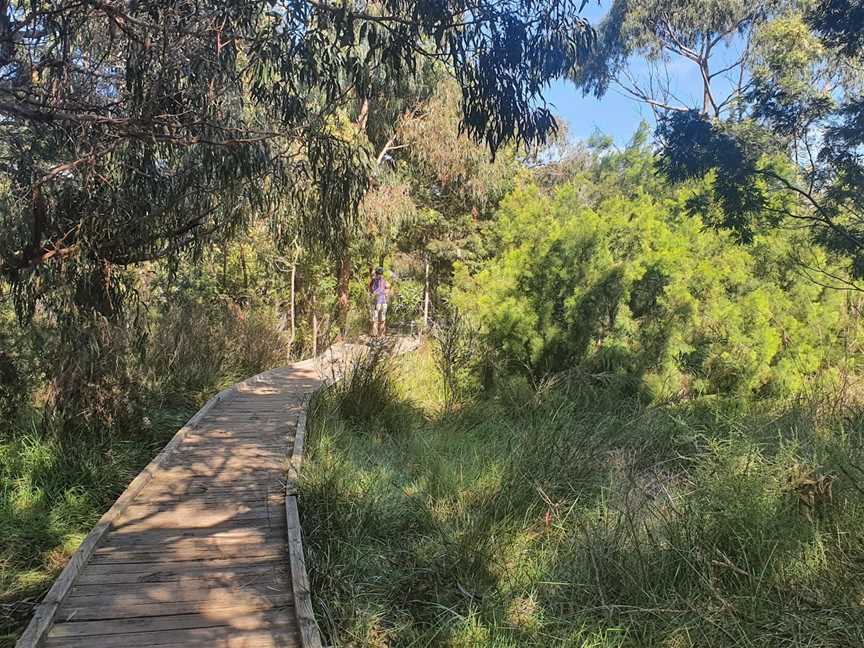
327,346 -> 418,437
300,346 -> 864,648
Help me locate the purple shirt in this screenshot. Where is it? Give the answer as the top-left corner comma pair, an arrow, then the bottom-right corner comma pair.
372,277 -> 387,304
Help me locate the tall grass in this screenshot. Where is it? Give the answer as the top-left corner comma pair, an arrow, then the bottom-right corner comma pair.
299,347 -> 864,648
0,408 -> 191,646
325,345 -> 417,437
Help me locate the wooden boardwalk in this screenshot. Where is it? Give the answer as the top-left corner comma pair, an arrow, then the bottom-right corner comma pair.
17,354 -> 339,648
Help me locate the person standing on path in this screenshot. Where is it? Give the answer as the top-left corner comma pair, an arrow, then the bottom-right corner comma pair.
368,266 -> 391,337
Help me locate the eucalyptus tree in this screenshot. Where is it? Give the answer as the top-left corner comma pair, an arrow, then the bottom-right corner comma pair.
0,0 -> 595,322
572,0 -> 791,118
358,78 -> 519,328
571,0 -> 864,282
332,58 -> 441,335
651,1 -> 864,280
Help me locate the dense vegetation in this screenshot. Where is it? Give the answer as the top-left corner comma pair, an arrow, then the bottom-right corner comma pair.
456,131 -> 864,400
0,260 -> 294,643
302,347 -> 864,647
299,125 -> 864,647
4,0 -> 864,645
0,50 -> 522,647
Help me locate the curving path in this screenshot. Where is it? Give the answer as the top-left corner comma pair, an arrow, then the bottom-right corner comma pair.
15,343 -> 389,648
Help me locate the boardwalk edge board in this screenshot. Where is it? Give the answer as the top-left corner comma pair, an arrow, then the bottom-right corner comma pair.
14,371 -> 271,648
286,339 -> 420,648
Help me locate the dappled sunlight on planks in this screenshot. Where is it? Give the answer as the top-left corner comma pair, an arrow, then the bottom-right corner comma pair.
20,342 -> 415,648
37,365 -> 325,648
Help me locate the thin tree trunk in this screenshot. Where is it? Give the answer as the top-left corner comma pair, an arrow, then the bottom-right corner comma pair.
240,245 -> 249,298
221,244 -> 228,291
337,252 -> 351,338
289,261 -> 296,349
423,255 -> 430,330
311,293 -> 318,357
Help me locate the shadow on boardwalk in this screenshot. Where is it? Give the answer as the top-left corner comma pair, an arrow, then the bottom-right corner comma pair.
23,363 -> 322,648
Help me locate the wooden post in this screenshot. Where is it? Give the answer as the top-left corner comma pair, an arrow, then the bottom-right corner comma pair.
336,252 -> 350,338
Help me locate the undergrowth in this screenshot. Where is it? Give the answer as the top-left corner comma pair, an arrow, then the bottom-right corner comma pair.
300,345 -> 864,648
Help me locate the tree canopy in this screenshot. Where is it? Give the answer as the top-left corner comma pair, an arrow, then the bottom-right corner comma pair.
0,0 -> 593,318
571,0 -> 864,280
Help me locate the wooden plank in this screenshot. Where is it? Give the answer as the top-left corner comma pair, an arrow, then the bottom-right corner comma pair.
184,424 -> 288,432
91,548 -> 284,565
159,457 -> 285,470
165,453 -> 287,464
14,382 -> 239,648
96,525 -> 285,545
199,411 -> 294,418
65,578 -> 289,602
129,479 -> 285,494
91,540 -> 285,563
284,495 -> 323,648
93,535 -> 286,558
123,494 -> 283,508
174,441 -> 288,450
42,625 -> 300,648
142,474 -> 286,488
56,598 -> 293,622
82,555 -> 282,575
109,512 -> 281,535
48,608 -> 295,638
146,466 -> 288,476
180,429 -> 289,438
178,438 -> 283,450
63,581 -> 290,603
116,499 -> 281,521
122,492 -> 283,508
74,563 -> 286,586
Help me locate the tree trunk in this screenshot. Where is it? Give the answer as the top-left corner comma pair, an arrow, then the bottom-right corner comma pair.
221,244 -> 228,291
239,244 -> 249,305
311,293 -> 318,357
423,255 -> 430,330
337,252 -> 351,338
288,261 -> 296,350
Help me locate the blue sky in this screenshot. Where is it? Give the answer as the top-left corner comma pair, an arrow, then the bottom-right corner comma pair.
548,1 -> 746,145
544,1 -> 651,145
545,79 -> 656,146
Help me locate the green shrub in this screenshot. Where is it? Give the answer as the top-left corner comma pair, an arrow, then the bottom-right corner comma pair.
453,141 -> 864,400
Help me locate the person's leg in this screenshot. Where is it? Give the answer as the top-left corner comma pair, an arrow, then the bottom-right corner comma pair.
379,302 -> 388,336
370,304 -> 378,337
